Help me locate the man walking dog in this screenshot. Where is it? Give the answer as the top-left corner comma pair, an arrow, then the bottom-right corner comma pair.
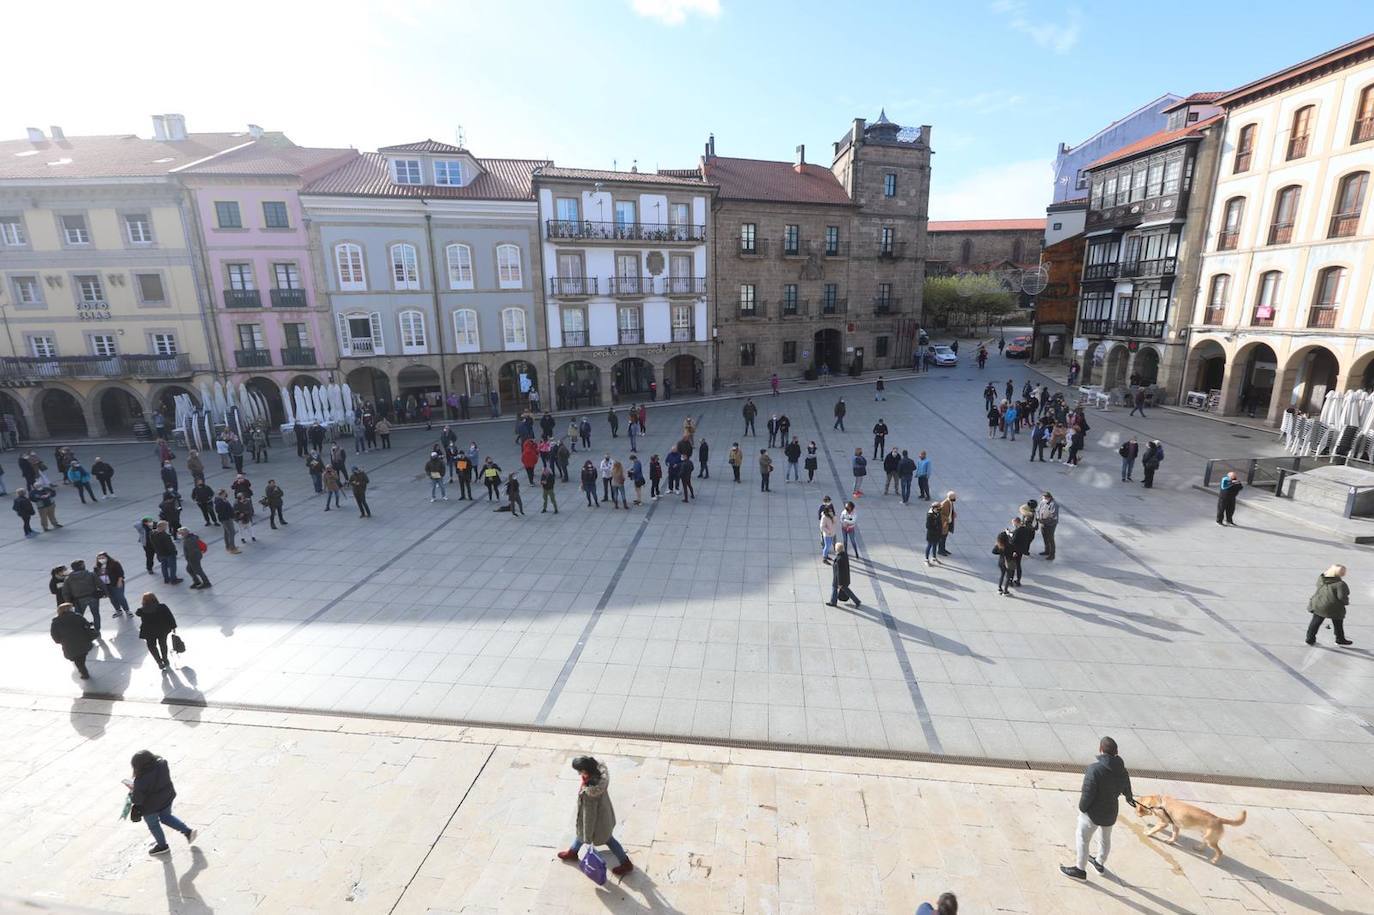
1060,736 -> 1137,880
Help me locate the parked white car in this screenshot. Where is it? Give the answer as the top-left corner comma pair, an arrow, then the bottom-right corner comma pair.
932,345 -> 958,366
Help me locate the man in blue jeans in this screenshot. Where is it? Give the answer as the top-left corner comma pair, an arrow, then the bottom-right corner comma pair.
128,750 -> 197,855
151,521 -> 181,585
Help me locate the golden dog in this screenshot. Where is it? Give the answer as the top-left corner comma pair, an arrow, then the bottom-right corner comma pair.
1134,794 -> 1246,863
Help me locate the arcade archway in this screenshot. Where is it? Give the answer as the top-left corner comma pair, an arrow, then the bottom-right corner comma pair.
665,354 -> 704,395
612,358 -> 654,402
40,388 -> 87,438
556,361 -> 601,409
498,361 -> 537,414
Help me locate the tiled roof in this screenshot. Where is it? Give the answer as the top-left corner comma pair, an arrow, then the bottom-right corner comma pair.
1161,92 -> 1226,113
378,139 -> 468,154
1085,115 -> 1221,170
1216,33 -> 1374,108
928,218 -> 1046,232
535,166 -> 708,187
178,141 -> 356,177
0,131 -> 268,180
303,152 -> 547,200
702,156 -> 852,205
657,167 -> 705,179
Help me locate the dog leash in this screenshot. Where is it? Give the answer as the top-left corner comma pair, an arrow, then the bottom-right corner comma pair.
1143,802 -> 1176,831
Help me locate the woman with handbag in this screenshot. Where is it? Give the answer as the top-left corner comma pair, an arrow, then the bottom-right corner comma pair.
994,530 -> 1018,597
136,592 -> 178,671
95,552 -> 131,618
556,756 -> 633,877
127,750 -> 197,856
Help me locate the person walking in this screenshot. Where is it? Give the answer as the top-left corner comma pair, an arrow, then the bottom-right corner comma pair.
213,492 -> 239,553
349,468 -> 371,517
882,447 -> 901,496
872,420 -> 888,459
1036,492 -> 1059,561
803,441 -> 818,483
540,466 -> 559,514
264,480 -> 286,528
897,450 -> 916,504
556,439 -> 571,483
581,460 -> 600,507
233,493 -> 257,544
426,452 -> 448,503
1217,471 -> 1243,525
728,444 -> 743,483
758,449 -> 773,492
12,489 -> 36,537
607,407 -> 619,439
1306,564 -> 1353,646
826,542 -> 861,608
1129,387 -> 1147,418
136,592 -> 178,670
840,501 -> 860,559
819,503 -> 837,564
1118,437 -> 1139,482
784,437 -> 802,482
771,372 -> 780,396
51,602 -> 96,679
505,473 -> 525,516
31,481 -> 60,531
126,750 -> 198,856
833,399 -> 846,431
323,466 -> 344,510
95,552 -> 130,618
90,457 -> 115,498
937,492 -> 957,556
850,448 -> 867,497
1060,737 -> 1137,880
67,462 -> 97,504
180,528 -> 211,590
1030,421 -> 1050,462
151,521 -> 181,585
924,504 -> 943,565
555,756 -> 634,877
1141,440 -> 1164,488
678,456 -> 694,502
994,529 -> 1017,596
1066,425 -> 1085,466
742,399 -> 757,436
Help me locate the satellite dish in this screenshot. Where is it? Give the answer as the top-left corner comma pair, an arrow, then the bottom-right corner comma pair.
1021,264 -> 1049,296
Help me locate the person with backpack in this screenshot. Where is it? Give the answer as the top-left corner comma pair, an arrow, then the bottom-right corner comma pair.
179,528 -> 211,590
555,756 -> 634,877
1141,440 -> 1164,489
1118,437 -> 1139,482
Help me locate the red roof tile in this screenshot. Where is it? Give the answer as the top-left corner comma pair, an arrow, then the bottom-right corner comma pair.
378,139 -> 468,154
179,141 -> 356,178
303,152 -> 547,200
1085,116 -> 1221,170
536,166 -> 708,187
702,156 -> 852,206
927,218 -> 1046,232
0,132 -> 269,180
1161,92 -> 1226,113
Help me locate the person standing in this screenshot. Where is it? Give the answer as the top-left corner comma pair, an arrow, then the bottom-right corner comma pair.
872,420 -> 888,459
52,602 -> 97,678
95,552 -> 130,618
151,521 -> 181,585
454,452 -> 474,500
804,441 -> 819,483
1048,421 -> 1068,462
1141,440 -> 1164,488
599,454 -> 615,502
180,528 -> 211,590
579,416 -> 592,449
521,438 -> 539,485
777,413 -> 791,444
1060,737 -> 1136,880
833,399 -> 846,431
581,460 -> 601,507
191,479 -> 217,527
607,407 -> 619,439
264,480 -> 286,528
1010,517 -> 1034,586
136,592 -> 178,670
897,450 -> 916,504
840,501 -> 860,558
627,414 -> 638,452
127,750 -> 197,856
67,462 -> 97,504
540,466 -> 559,514
609,461 -> 627,509
767,414 -> 780,448
637,403 -> 647,434
770,372 -> 780,397
233,493 -> 257,544
826,542 -> 861,608
349,468 -> 371,517
937,492 -> 957,556
376,417 -> 392,449
850,448 -> 867,497
31,481 -> 60,531
917,893 -> 958,915
1030,421 -> 1050,462
678,457 -> 694,503
555,756 -> 634,877
1118,437 -> 1139,482
323,466 -> 344,510
629,454 -> 645,505
12,489 -> 36,537
1129,387 -> 1147,418
228,434 -> 245,473
818,504 -> 836,564
924,504 -> 943,565
556,439 -> 571,483
293,421 -> 308,458
728,443 -> 743,483
426,453 -> 448,503
90,457 -> 115,498
994,530 -> 1016,596
875,375 -> 886,401
697,439 -> 709,478
1004,402 -> 1019,441
1036,492 -> 1059,561
758,449 -> 773,492
306,452 -> 325,494
664,449 -> 681,495
986,402 -> 1001,439
914,451 -> 932,501
882,447 -> 901,496
62,559 -> 102,632
742,399 -> 757,436
1217,471 -> 1243,525
784,437 -> 802,483
1066,425 -> 1085,466
1306,564 -> 1353,646
505,473 -> 525,516
213,491 -> 239,553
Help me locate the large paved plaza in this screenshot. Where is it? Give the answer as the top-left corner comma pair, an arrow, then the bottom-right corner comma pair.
3,364 -> 1373,788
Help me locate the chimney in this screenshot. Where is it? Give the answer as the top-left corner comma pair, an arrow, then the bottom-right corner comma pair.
151,115 -> 168,141
25,127 -> 44,142
851,118 -> 865,146
708,133 -> 715,158
164,114 -> 187,141
248,124 -> 264,139
630,159 -> 638,174
794,144 -> 805,170
49,126 -> 65,142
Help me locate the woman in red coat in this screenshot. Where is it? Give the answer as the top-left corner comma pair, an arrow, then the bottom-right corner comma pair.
521,439 -> 539,484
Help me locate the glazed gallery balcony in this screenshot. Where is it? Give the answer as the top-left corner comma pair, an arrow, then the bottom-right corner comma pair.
0,352 -> 193,381
546,220 -> 705,244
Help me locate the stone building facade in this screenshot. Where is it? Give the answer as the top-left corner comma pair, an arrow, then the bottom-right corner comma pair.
925,219 -> 1045,276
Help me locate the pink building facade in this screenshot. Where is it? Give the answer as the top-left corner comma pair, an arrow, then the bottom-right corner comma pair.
180,142 -> 356,424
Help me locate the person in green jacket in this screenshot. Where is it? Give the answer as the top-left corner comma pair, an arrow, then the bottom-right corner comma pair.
556,756 -> 633,876
1306,564 -> 1353,646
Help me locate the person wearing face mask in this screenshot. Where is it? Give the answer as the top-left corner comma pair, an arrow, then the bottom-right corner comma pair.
95,552 -> 130,618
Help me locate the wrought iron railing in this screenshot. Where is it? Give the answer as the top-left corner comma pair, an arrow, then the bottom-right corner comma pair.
546,220 -> 705,242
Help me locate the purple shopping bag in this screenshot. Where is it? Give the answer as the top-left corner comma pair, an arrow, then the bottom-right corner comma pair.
580,846 -> 608,885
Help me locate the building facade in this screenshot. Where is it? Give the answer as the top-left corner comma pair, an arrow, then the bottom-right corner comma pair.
1052,94 -> 1184,205
706,113 -> 931,387
301,142 -> 548,416
534,167 -> 713,407
925,218 -> 1044,276
1075,96 -> 1223,394
1186,35 -> 1374,426
0,116 -> 254,438
179,140 -> 356,424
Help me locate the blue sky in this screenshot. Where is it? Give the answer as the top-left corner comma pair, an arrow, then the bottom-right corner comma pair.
9,0 -> 1370,218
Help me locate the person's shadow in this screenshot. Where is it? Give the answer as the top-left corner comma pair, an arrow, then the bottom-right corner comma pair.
161,846 -> 213,914
590,867 -> 685,914
161,666 -> 206,727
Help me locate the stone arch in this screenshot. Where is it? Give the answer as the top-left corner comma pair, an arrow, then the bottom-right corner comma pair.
1342,348 -> 1374,393
289,374 -> 323,390
664,354 -> 704,396
1227,341 -> 1278,417
396,364 -> 442,407
498,360 -> 537,414
1183,339 -> 1227,396
345,367 -> 391,413
0,389 -> 30,442
611,357 -> 654,403
245,376 -> 287,427
91,382 -> 147,437
1130,346 -> 1161,386
1081,340 -> 1105,386
1278,344 -> 1342,416
38,386 -> 89,439
450,363 -> 492,403
555,360 -> 601,409
1100,343 -> 1130,389
148,384 -> 200,423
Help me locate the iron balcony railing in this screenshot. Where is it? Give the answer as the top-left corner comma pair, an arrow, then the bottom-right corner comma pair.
1079,318 -> 1112,335
1286,134 -> 1309,160
780,236 -> 804,256
1112,320 -> 1166,338
877,241 -> 906,260
546,219 -> 705,243
0,352 -> 193,381
737,300 -> 766,319
280,346 -> 316,366
1083,262 -> 1119,281
1329,213 -> 1361,238
736,237 -> 770,256
561,330 -> 587,347
1308,306 -> 1338,328
618,328 -> 643,344
780,298 -> 808,318
1217,230 -> 1240,251
348,338 -> 376,355
672,326 -> 694,342
608,276 -> 649,296
824,240 -> 849,257
224,289 -> 262,308
1268,222 -> 1294,245
872,296 -> 901,315
550,276 -> 597,296
1354,117 -> 1374,144
1121,257 -> 1177,278
234,348 -> 273,368
818,298 -> 848,316
1250,309 -> 1275,327
664,276 -> 706,296
1201,306 -> 1227,326
269,288 -> 307,308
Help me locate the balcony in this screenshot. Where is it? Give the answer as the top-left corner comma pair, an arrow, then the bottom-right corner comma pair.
1079,318 -> 1112,336
1217,230 -> 1240,251
872,296 -> 901,315
348,338 -> 376,355
818,298 -> 848,316
546,219 -> 705,243
664,276 -> 706,296
235,348 -> 273,368
270,288 -> 307,308
0,353 -> 195,381
1329,214 -> 1361,239
618,328 -> 643,344
672,325 -> 695,342
1122,257 -> 1177,278
780,298 -> 807,318
1354,117 -> 1374,144
1286,135 -> 1309,160
1268,223 -> 1294,245
224,289 -> 262,308
561,330 -> 587,347
737,301 -> 766,319
877,242 -> 906,260
1112,320 -> 1165,338
281,346 -> 316,366
1201,306 -> 1227,326
779,237 -> 805,257
1250,309 -> 1275,327
550,276 -> 597,297
1083,262 -> 1119,281
824,241 -> 849,257
1308,307 -> 1338,329
736,237 -> 769,257
608,276 -> 649,297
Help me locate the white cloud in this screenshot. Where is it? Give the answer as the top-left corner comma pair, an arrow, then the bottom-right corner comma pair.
991,1 -> 1082,54
630,0 -> 721,25
929,158 -> 1053,220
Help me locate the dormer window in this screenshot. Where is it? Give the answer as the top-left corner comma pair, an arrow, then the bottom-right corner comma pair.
433,160 -> 464,186
392,159 -> 423,185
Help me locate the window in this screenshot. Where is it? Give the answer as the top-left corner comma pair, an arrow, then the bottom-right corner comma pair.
1354,86 -> 1374,144
390,243 -> 420,290
561,308 -> 586,347
337,312 -> 385,356
1075,169 -> 1089,189
1116,170 -> 1132,205
877,282 -> 892,307
880,226 -> 895,255
214,201 -> 242,229
1287,105 -> 1314,160
1162,157 -> 1182,195
884,173 -> 897,197
825,225 -> 839,255
453,309 -> 480,352
672,304 -> 693,341
1053,222 -> 1062,230
284,323 -> 310,349
124,213 -> 153,244
1253,270 -> 1281,325
433,160 -> 463,186
1145,159 -> 1164,198
740,222 -> 757,253
502,307 -> 528,349
1204,274 -> 1230,323
335,243 -> 366,291
1090,176 -> 1105,209
227,263 -> 255,291
262,201 -> 290,229
392,159 -> 422,185
90,333 -> 117,357
618,305 -> 642,344
273,263 -> 301,290
875,335 -> 890,358
959,239 -> 973,265
739,284 -> 757,316
496,244 -> 522,288
0,216 -> 26,246
783,224 -> 800,255
150,333 -> 177,355
614,200 -> 636,228
782,283 -> 799,315
136,273 -> 166,304
29,335 -> 57,358
555,197 -> 579,223
61,214 -> 90,244
670,253 -> 692,278
446,243 -> 473,289
12,276 -> 42,305
1218,198 -> 1244,250
237,323 -> 265,350
399,310 -> 427,353
1310,266 -> 1345,327
76,274 -> 104,303
669,202 -> 690,236
1131,162 -> 1148,202
782,341 -> 797,364
1234,124 -> 1256,173
823,284 -> 839,311
1329,172 -> 1368,238
1269,186 -> 1300,245
739,342 -> 756,366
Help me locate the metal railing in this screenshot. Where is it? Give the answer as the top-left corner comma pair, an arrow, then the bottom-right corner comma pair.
1354,117 -> 1374,144
872,297 -> 901,315
1111,320 -> 1165,338
561,330 -> 587,347
1250,309 -> 1275,327
780,298 -> 806,318
1079,318 -> 1112,335
1308,306 -> 1338,328
1329,214 -> 1361,238
618,328 -> 643,344
224,289 -> 262,308
1083,263 -> 1119,281
1217,230 -> 1239,251
1201,306 -> 1226,325
671,326 -> 694,342
550,276 -> 597,296
234,348 -> 273,368
780,236 -> 804,256
280,346 -> 316,365
818,298 -> 847,316
608,276 -> 649,296
737,301 -> 766,319
1286,134 -> 1309,160
824,241 -> 849,257
877,241 -> 906,260
546,219 -> 705,243
1122,257 -> 1177,277
664,276 -> 705,296
0,352 -> 194,380
1206,454 -> 1374,519
269,288 -> 307,308
1268,222 -> 1294,245
736,237 -> 769,256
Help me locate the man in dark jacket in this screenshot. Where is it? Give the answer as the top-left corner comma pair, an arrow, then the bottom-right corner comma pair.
158,489 -> 182,531
1141,441 -> 1164,489
128,750 -> 197,855
91,457 -> 115,497
191,480 -> 217,526
697,439 -> 709,478
349,468 -> 371,517
825,542 -> 861,608
213,492 -> 239,553
882,447 -> 901,495
62,559 -> 102,633
784,437 -> 803,482
872,420 -> 888,460
12,489 -> 36,537
151,521 -> 182,584
1061,736 -> 1136,880
51,603 -> 96,678
833,399 -> 846,431
607,408 -> 619,438
293,421 -> 308,458
180,528 -> 211,589
1217,471 -> 1242,524
678,458 -> 694,502
1009,518 -> 1035,585
742,399 -> 757,436
897,451 -> 917,504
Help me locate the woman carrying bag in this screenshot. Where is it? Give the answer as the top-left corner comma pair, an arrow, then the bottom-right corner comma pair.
136,592 -> 178,671
556,756 -> 633,878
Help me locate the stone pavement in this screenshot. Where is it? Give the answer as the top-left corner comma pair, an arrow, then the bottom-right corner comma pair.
1,695 -> 1371,915
2,361 -> 1374,785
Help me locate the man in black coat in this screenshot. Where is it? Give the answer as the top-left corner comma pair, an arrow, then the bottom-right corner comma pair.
180,528 -> 211,589
293,422 -> 308,458
872,420 -> 889,460
151,521 -> 182,584
697,439 -> 709,478
1009,517 -> 1035,585
50,603 -> 96,678
1061,736 -> 1136,880
679,458 -> 695,502
826,543 -> 861,608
